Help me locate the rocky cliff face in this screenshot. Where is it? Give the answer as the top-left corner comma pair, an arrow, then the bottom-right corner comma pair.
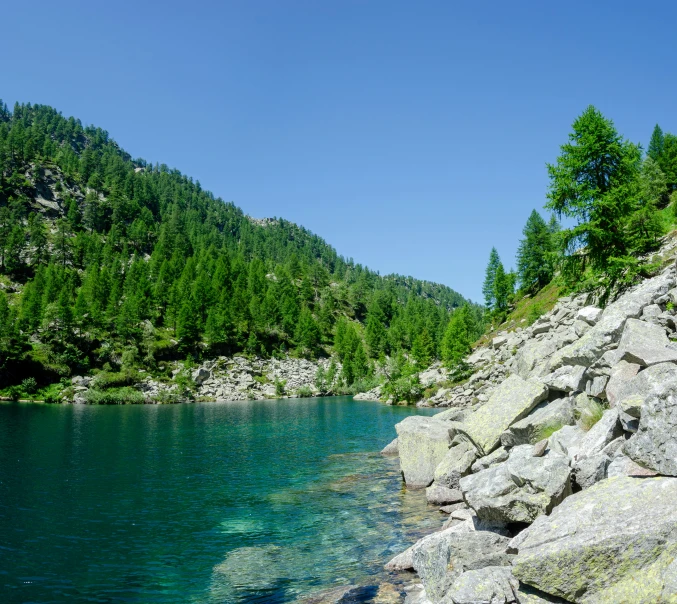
385,253 -> 677,603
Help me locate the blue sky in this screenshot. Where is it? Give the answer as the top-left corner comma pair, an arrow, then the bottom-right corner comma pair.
3,1 -> 676,302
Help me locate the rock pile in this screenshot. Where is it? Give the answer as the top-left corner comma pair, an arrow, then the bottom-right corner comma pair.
70,355 -> 341,403
386,261 -> 677,603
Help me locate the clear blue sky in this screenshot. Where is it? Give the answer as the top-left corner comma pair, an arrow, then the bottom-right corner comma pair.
3,1 -> 676,302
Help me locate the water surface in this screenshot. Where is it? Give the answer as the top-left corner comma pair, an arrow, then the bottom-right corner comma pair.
0,397 -> 440,603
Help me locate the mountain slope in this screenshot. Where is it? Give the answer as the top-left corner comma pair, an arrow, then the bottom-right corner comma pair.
0,101 -> 481,389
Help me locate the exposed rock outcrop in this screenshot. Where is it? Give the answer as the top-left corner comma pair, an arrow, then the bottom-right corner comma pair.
384,250 -> 677,603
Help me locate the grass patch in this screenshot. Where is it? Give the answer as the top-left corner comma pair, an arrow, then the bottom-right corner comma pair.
475,281 -> 563,348
576,396 -> 606,432
296,385 -> 313,398
536,420 -> 566,441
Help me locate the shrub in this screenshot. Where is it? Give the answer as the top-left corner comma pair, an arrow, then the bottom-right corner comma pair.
7,385 -> 21,401
275,379 -> 287,397
382,374 -> 423,405
21,378 -> 38,395
296,385 -> 313,398
44,393 -> 60,404
93,369 -> 140,390
84,387 -> 145,405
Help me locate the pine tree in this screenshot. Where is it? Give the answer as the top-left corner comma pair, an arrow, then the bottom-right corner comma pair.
493,262 -> 511,313
411,327 -> 435,367
482,248 -> 500,309
516,210 -> 554,292
648,124 -> 665,162
365,300 -> 388,358
177,297 -> 200,353
441,305 -> 476,366
546,105 -> 642,285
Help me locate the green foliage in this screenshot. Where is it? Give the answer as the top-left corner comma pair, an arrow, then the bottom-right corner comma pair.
546,106 -> 666,295
0,102 -> 477,387
648,124 -> 664,162
274,379 -> 286,396
576,395 -> 606,432
441,305 -> 479,367
92,369 -> 140,390
536,420 -> 566,441
296,385 -> 313,398
84,387 -> 146,405
527,304 -> 545,325
411,327 -> 435,368
381,351 -> 422,404
482,247 -> 500,309
21,377 -> 37,394
7,384 -> 21,401
516,210 -> 556,292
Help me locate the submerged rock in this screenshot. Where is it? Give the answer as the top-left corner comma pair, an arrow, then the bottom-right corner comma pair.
380,438 -> 399,456
512,476 -> 677,603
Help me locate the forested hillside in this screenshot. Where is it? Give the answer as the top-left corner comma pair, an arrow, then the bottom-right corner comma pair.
0,101 -> 481,390
481,106 -> 677,327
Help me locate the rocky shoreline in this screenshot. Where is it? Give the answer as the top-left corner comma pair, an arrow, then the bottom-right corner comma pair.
371,254 -> 677,602
63,356 -> 344,404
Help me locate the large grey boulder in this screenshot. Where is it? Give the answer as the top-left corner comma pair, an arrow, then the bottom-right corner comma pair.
471,446 -> 509,473
515,339 -> 560,378
607,454 -> 659,478
567,408 -> 622,463
623,363 -> 677,475
548,271 -> 674,370
500,397 -> 575,448
512,476 -> 677,603
456,375 -> 548,456
614,362 -> 677,418
616,318 -> 677,366
538,365 -> 586,393
605,360 -> 641,405
577,306 -> 602,325
440,566 -> 518,604
573,453 -> 610,489
412,528 -> 511,602
435,407 -> 472,423
547,424 -> 585,457
460,445 -> 571,524
433,441 -> 477,489
192,367 -> 211,385
395,416 -> 452,488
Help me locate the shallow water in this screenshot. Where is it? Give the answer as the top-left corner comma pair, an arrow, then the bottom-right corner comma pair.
0,397 -> 440,603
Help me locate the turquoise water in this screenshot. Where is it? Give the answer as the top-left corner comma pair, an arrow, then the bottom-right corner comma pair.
0,397 -> 440,603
